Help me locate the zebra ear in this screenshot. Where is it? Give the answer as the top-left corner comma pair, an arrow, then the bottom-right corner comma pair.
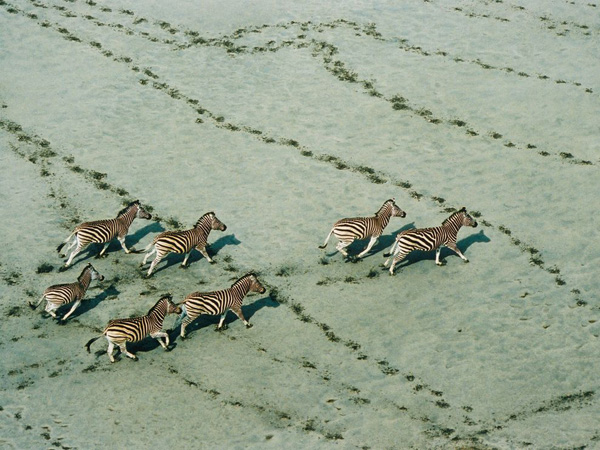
459,206 -> 466,212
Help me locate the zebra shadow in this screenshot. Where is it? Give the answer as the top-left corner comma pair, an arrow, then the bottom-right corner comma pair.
386,229 -> 491,269
126,221 -> 165,251
150,233 -> 241,275
58,284 -> 120,323
169,294 -> 278,340
331,222 -> 416,261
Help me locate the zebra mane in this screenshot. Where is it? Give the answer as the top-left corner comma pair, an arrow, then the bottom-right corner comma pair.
234,272 -> 257,284
194,212 -> 214,228
147,294 -> 173,314
442,207 -> 467,226
375,199 -> 395,216
78,263 -> 93,282
116,200 -> 140,217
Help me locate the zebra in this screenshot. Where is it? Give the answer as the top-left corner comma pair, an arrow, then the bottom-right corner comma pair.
319,198 -> 406,259
57,200 -> 152,267
141,211 -> 227,277
177,272 -> 266,339
29,263 -> 104,323
85,294 -> 181,363
383,207 -> 478,275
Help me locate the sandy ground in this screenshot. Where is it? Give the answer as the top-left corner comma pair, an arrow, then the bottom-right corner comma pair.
1,0 -> 599,448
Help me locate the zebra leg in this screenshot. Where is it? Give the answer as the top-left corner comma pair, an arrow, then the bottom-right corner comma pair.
335,240 -> 352,257
60,236 -> 78,258
356,236 -> 378,259
435,248 -> 443,266
97,242 -> 111,258
231,305 -> 252,329
180,318 -> 191,339
389,251 -> 409,275
65,243 -> 86,267
197,247 -> 214,263
146,253 -> 164,277
151,331 -> 170,349
216,311 -> 229,331
60,300 -> 81,322
446,242 -> 469,263
45,302 -> 59,319
383,240 -> 399,258
117,236 -> 131,254
120,343 -> 137,361
141,246 -> 156,266
107,341 -> 116,363
180,251 -> 193,268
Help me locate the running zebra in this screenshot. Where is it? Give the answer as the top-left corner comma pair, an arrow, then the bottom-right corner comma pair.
141,211 -> 227,277
57,200 -> 152,267
383,207 -> 478,275
177,272 -> 266,339
29,263 -> 104,322
319,198 -> 406,259
85,294 -> 181,363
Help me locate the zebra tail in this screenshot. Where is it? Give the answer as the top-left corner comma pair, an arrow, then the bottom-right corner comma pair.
29,296 -> 45,310
57,231 -> 76,253
85,335 -> 102,352
318,229 -> 334,249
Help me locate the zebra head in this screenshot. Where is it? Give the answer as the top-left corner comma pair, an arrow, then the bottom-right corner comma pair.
458,207 -> 478,228
247,273 -> 267,294
136,202 -> 153,220
389,198 -> 407,218
162,294 -> 182,315
87,263 -> 105,281
209,212 -> 227,232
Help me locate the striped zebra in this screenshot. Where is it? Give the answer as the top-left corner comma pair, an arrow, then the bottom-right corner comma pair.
57,200 -> 152,267
141,211 -> 227,277
383,207 -> 478,275
177,272 -> 266,339
85,294 -> 181,363
319,198 -> 406,259
29,263 -> 104,322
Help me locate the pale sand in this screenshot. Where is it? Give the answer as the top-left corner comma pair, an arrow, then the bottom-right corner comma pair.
1,0 -> 599,448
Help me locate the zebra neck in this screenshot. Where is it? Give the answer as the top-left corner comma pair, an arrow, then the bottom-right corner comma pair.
375,210 -> 392,229
147,305 -> 167,324
231,278 -> 251,298
118,207 -> 138,228
77,271 -> 92,292
442,218 -> 462,239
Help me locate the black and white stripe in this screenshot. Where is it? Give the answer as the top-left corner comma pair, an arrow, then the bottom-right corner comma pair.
384,207 -> 478,275
177,273 -> 266,339
29,263 -> 104,322
85,294 -> 181,363
57,200 -> 152,267
141,211 -> 227,277
319,198 -> 406,259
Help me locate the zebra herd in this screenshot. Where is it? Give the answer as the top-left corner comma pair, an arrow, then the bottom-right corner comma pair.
30,198 -> 478,363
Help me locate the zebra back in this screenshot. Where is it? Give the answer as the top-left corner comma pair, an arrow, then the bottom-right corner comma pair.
42,263 -> 103,307
153,212 -> 226,253
73,201 -> 149,245
397,208 -> 477,251
182,273 -> 265,318
104,295 -> 180,342
333,198 -> 405,241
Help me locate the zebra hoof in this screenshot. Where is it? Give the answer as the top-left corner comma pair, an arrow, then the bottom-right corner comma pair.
463,259 -> 470,264
179,264 -> 189,269
57,319 -> 66,326
216,325 -> 228,332
383,252 -> 390,257
246,323 -> 253,329
58,266 -> 69,273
